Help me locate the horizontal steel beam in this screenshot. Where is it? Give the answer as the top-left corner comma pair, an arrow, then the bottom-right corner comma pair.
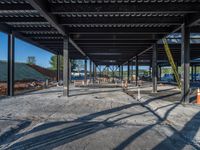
0,4 -> 33,11
59,16 -> 183,25
0,17 -> 46,23
50,3 -> 200,14
73,40 -> 157,44
69,27 -> 175,34
13,27 -> 57,32
71,34 -> 164,40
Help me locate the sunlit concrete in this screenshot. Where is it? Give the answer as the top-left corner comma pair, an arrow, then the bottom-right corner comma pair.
0,85 -> 198,149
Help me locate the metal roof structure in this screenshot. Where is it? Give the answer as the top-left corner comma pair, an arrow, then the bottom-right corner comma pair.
0,0 -> 200,65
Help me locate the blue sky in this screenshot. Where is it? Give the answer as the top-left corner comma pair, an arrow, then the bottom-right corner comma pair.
0,32 -> 53,68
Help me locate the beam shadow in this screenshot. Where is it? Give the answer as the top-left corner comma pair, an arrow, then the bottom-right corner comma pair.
6,105 -> 148,150
114,92 -> 200,150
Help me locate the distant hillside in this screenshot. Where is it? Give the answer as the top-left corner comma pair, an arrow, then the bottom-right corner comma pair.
0,61 -> 50,82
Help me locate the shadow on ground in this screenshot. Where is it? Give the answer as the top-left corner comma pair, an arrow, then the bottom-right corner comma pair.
3,91 -> 200,150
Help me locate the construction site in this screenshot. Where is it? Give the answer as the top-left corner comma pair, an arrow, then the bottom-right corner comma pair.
0,0 -> 200,149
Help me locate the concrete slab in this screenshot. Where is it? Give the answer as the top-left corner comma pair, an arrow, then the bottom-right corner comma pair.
0,85 -> 198,149
127,83 -> 200,148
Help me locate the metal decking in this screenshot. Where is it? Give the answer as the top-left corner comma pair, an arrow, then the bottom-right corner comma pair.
0,0 -> 200,65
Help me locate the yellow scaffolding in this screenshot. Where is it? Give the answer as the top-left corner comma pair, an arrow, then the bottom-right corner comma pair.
162,38 -> 181,89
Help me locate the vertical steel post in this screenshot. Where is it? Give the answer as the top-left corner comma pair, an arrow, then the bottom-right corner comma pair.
191,65 -> 193,82
90,60 -> 92,83
57,53 -> 60,82
63,36 -> 69,96
149,59 -> 152,77
159,66 -> 162,80
152,43 -> 158,93
69,59 -> 71,83
93,62 -> 95,83
84,59 -> 87,84
136,56 -> 139,86
7,33 -> 15,96
118,65 -> 120,79
195,65 -> 197,81
94,64 -> 97,79
127,61 -> 130,83
181,20 -> 190,103
121,65 -> 123,81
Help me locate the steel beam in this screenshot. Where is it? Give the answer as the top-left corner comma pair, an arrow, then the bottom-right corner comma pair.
50,3 -> 199,14
63,36 -> 69,96
69,27 -> 174,34
0,3 -> 33,11
71,34 -> 164,40
152,44 -> 158,93
59,16 -> 183,25
181,19 -> 190,103
7,33 -> 15,96
73,40 -> 157,44
27,0 -> 87,59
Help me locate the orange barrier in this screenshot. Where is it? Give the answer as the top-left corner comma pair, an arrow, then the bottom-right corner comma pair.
196,88 -> 200,104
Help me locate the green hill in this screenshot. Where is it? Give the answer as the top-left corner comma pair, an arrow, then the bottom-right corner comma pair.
0,61 -> 49,82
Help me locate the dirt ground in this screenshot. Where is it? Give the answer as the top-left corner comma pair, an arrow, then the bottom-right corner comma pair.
0,84 -> 199,150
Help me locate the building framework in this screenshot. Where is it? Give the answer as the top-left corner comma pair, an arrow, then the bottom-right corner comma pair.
0,0 -> 200,102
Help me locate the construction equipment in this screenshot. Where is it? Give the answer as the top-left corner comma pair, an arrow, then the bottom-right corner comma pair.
162,38 -> 181,89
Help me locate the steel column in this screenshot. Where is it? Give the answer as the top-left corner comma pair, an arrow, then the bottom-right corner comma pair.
191,65 -> 194,82
152,43 -> 158,93
160,66 -> 162,80
69,59 -> 71,82
7,33 -> 15,96
195,65 -> 197,81
181,21 -> 190,103
127,61 -> 130,83
149,60 -> 152,77
90,60 -> 92,83
56,53 -> 60,82
84,59 -> 87,84
136,56 -> 139,86
93,62 -> 95,83
121,66 -> 123,81
118,65 -> 120,79
94,64 -> 97,80
63,36 -> 69,96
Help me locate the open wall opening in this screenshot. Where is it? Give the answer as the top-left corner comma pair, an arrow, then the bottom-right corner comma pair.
0,32 -> 8,97
14,38 -> 55,95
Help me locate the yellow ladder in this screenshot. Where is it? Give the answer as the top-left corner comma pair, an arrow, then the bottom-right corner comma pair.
162,38 -> 181,89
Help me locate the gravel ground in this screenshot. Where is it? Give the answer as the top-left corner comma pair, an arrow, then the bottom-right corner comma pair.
0,85 -> 198,150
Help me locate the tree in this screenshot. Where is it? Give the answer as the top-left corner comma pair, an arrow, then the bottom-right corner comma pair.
27,56 -> 36,65
49,55 -> 77,71
49,55 -> 63,70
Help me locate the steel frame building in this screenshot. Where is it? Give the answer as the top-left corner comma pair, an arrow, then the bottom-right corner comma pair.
0,0 -> 200,102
